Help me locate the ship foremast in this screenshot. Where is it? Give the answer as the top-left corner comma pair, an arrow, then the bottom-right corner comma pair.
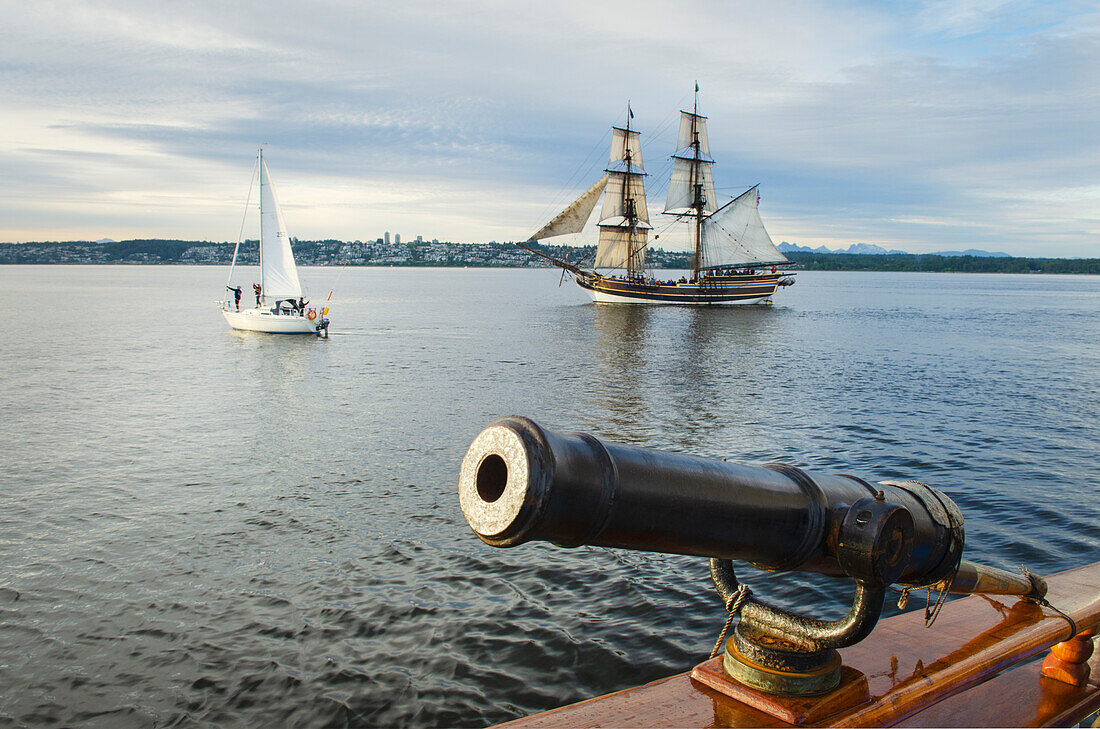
594,104 -> 651,279
690,90 -> 705,278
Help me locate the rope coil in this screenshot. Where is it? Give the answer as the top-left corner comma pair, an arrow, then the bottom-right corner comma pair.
897,576 -> 954,628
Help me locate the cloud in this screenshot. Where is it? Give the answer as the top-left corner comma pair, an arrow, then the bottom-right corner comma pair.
0,0 -> 1097,256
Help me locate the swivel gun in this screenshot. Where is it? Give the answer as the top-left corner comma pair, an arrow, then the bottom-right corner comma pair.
457,417 -> 1047,696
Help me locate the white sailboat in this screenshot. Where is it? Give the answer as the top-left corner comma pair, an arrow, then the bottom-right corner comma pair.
221,149 -> 329,335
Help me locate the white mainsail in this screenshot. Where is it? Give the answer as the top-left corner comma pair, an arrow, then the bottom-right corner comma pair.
258,155 -> 303,301
700,186 -> 789,268
664,111 -> 716,216
596,126 -> 650,272
529,174 -> 609,241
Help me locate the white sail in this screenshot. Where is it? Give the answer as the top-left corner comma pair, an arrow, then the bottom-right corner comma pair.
594,120 -> 650,272
529,174 -> 609,241
699,186 -> 788,268
608,127 -> 644,172
600,173 -> 651,227
594,227 -> 647,270
664,157 -> 717,215
664,111 -> 716,215
259,156 -> 303,301
675,111 -> 712,159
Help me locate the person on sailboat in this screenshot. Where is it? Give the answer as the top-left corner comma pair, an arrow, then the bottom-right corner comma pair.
253,283 -> 262,307
226,285 -> 242,311
297,297 -> 308,316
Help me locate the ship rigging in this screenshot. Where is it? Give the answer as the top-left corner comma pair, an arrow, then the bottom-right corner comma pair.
520,87 -> 795,305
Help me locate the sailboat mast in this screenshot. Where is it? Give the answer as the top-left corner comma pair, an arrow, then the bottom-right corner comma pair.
257,148 -> 265,303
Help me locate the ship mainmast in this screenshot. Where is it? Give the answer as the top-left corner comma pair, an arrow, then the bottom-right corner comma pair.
662,83 -> 716,279
690,87 -> 704,278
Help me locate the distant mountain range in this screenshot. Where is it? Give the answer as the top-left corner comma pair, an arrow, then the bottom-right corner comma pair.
778,242 -> 1010,258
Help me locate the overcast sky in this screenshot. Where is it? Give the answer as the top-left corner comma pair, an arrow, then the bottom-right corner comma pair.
2,0 -> 1098,256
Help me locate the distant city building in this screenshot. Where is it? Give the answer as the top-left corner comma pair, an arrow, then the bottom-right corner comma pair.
3,240 -> 1087,273
416,235 -> 423,243
395,234 -> 401,245
384,232 -> 390,245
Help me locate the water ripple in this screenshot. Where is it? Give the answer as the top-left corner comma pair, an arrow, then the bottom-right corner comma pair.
0,267 -> 1097,727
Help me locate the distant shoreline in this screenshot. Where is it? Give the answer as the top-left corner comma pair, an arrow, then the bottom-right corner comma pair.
4,261 -> 1097,276
1,240 -> 1097,275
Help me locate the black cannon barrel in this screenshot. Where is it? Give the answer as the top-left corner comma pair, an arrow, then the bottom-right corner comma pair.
459,417 -> 966,586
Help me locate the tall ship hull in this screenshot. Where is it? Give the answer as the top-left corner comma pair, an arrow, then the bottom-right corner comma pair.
520,88 -> 795,305
578,271 -> 786,305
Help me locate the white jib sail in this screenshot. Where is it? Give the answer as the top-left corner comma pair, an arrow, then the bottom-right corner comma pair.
528,174 -> 609,241
259,157 -> 303,301
700,186 -> 789,268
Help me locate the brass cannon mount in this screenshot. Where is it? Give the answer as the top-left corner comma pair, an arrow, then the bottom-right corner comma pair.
458,417 -> 1048,697
706,471 -> 973,695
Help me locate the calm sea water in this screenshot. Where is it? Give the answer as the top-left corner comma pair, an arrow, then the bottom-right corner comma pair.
1,265 -> 1098,728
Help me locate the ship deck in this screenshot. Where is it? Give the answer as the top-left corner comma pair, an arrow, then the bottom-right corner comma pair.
498,561 -> 1100,728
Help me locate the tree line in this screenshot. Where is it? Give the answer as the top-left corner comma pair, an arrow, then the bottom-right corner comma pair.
783,252 -> 1100,275
0,239 -> 1096,274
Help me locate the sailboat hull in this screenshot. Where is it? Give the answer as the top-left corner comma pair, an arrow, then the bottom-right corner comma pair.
222,306 -> 320,334
577,273 -> 784,305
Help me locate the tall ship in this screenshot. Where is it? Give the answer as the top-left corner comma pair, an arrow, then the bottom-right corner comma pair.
521,90 -> 794,304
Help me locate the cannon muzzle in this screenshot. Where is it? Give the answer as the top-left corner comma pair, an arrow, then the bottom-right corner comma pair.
459,417 -> 1047,696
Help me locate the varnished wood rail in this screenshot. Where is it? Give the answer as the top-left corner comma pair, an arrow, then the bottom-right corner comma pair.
497,561 -> 1100,728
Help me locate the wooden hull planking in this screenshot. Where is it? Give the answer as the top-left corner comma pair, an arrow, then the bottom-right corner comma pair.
577,273 -> 782,305
496,561 -> 1100,728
